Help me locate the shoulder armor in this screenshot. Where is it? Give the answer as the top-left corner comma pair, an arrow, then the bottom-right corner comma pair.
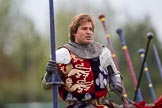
56,47 -> 71,64
99,47 -> 112,68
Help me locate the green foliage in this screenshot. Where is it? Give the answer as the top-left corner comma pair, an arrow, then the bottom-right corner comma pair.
0,0 -> 50,104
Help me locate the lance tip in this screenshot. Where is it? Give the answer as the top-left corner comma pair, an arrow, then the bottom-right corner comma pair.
98,13 -> 105,20
147,32 -> 154,40
116,28 -> 123,34
138,48 -> 145,54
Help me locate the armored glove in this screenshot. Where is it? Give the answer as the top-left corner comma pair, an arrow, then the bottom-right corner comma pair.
46,60 -> 58,74
110,74 -> 123,94
41,60 -> 58,89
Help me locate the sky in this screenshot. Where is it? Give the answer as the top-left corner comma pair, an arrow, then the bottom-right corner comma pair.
21,0 -> 162,41
109,0 -> 162,39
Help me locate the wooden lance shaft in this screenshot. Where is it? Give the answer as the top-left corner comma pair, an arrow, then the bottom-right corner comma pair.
138,49 -> 157,102
48,0 -> 63,108
153,44 -> 162,80
99,14 -> 130,108
116,28 -> 143,102
133,32 -> 153,101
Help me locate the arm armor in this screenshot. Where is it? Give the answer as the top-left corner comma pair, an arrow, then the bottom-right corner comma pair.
99,47 -> 122,89
107,66 -> 122,88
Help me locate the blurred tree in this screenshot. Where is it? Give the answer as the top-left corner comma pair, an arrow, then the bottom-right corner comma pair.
0,0 -> 50,104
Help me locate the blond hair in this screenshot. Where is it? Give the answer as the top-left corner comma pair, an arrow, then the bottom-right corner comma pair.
68,13 -> 95,42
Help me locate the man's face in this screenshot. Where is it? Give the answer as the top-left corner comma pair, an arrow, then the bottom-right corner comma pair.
74,22 -> 93,44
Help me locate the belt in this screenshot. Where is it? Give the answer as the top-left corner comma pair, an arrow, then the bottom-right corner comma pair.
67,99 -> 96,105
67,98 -> 111,106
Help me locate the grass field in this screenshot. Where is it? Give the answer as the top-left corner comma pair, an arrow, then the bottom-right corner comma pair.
5,102 -> 66,108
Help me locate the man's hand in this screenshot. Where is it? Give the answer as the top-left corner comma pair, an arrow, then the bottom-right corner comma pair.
46,60 -> 57,74
113,84 -> 123,94
110,73 -> 123,94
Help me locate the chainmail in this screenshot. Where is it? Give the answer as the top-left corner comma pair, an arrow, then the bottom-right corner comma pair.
63,41 -> 103,59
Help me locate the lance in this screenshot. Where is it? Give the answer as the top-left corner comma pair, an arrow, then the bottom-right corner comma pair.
138,49 -> 157,102
48,0 -> 63,108
153,44 -> 162,80
99,13 -> 130,108
116,28 -> 143,102
133,32 -> 153,101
